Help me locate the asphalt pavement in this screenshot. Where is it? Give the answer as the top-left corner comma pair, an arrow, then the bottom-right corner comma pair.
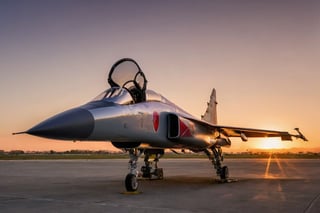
0,158 -> 319,212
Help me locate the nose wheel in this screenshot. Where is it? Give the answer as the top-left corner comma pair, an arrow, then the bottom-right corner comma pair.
125,173 -> 139,192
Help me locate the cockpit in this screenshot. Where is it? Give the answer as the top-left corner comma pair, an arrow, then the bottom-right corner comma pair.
108,58 -> 147,103
92,87 -> 134,105
91,58 -> 148,105
85,58 -> 178,111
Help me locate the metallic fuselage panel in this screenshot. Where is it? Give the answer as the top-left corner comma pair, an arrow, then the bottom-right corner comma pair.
87,101 -> 210,149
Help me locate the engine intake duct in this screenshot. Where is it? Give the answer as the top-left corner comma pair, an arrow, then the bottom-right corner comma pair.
167,114 -> 179,139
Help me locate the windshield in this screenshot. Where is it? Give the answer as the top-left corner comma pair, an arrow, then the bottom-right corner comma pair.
92,87 -> 133,105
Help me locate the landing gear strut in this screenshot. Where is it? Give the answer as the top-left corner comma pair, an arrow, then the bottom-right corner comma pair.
141,149 -> 164,179
205,146 -> 229,180
125,148 -> 142,192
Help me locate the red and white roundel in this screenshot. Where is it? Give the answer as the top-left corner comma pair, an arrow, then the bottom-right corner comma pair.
153,111 -> 159,132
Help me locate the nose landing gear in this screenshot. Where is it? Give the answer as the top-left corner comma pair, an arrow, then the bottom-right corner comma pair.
125,149 -> 142,192
125,148 -> 164,192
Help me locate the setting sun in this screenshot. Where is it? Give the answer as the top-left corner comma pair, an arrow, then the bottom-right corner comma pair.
255,138 -> 286,150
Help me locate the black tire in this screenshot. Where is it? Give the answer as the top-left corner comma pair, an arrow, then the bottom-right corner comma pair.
155,168 -> 164,180
125,174 -> 138,192
220,166 -> 229,180
141,166 -> 152,178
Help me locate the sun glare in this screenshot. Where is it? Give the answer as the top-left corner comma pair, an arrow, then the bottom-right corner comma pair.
256,138 -> 285,150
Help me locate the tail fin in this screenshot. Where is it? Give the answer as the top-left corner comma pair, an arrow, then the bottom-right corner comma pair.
201,88 -> 218,124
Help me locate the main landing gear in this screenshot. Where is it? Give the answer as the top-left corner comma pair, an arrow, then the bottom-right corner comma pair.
141,149 -> 164,180
205,145 -> 229,181
125,148 -> 164,192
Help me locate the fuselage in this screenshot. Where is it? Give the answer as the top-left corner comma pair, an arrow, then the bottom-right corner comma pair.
26,88 -> 212,150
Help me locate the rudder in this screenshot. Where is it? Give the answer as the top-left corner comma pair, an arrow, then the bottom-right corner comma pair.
201,88 -> 218,124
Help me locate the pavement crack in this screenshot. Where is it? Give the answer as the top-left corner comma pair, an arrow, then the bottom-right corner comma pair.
304,193 -> 320,213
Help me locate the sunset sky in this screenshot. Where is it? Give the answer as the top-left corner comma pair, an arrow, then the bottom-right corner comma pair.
1,0 -> 319,152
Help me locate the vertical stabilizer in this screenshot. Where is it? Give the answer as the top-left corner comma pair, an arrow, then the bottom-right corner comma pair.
201,88 -> 218,124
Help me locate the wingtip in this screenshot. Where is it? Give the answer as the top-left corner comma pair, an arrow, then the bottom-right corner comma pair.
293,128 -> 308,142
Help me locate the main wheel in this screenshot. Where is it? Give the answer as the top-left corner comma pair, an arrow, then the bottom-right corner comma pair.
155,168 -> 164,180
141,166 -> 152,178
220,166 -> 229,180
125,174 -> 138,192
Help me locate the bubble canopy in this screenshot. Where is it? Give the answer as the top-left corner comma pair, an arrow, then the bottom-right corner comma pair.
107,58 -> 147,103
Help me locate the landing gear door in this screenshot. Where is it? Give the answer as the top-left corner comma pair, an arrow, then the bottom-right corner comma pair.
108,58 -> 147,103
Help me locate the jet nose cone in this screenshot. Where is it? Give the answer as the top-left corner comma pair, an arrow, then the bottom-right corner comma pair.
27,108 -> 94,140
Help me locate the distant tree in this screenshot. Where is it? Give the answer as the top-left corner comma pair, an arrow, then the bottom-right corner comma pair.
9,150 -> 24,155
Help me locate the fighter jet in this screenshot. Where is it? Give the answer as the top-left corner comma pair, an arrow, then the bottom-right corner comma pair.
14,58 -> 307,192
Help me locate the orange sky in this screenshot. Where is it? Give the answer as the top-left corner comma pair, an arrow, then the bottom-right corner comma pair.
0,1 -> 319,152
